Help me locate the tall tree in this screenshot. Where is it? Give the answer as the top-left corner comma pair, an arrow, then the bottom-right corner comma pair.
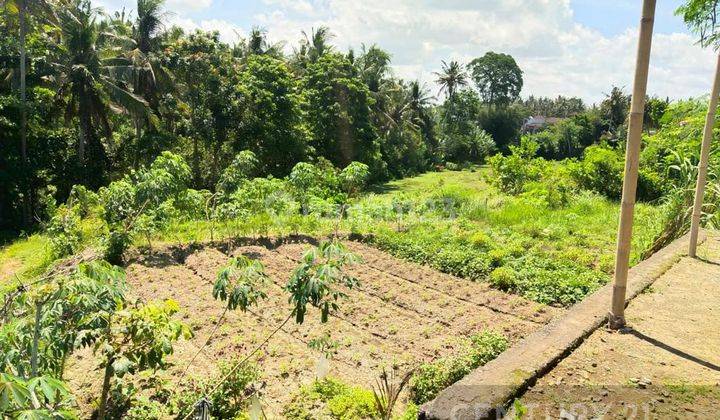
51,0 -> 148,185
3,0 -> 56,225
236,54 -> 307,176
468,51 -> 523,108
434,60 -> 468,99
303,53 -> 381,171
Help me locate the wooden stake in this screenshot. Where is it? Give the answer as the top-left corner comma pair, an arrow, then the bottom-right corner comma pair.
689,52 -> 720,257
609,0 -> 656,329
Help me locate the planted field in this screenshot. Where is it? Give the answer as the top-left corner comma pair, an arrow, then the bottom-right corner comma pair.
64,238 -> 562,417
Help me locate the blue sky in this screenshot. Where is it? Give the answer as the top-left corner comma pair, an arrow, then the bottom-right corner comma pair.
571,0 -> 688,36
98,0 -> 715,104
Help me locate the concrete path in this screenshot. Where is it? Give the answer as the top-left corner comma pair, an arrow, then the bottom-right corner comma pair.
515,232 -> 720,419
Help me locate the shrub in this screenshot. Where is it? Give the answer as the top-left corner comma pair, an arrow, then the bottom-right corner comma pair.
487,138 -> 545,195
409,330 -> 508,404
488,266 -> 516,290
47,205 -> 82,258
103,229 -> 132,265
569,145 -> 623,200
339,161 -> 370,197
217,150 -> 259,194
135,151 -> 192,207
283,378 -> 377,420
68,184 -> 100,218
207,362 -> 261,419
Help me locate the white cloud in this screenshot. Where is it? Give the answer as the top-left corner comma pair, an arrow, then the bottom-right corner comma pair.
253,0 -> 716,104
169,17 -> 245,45
166,0 -> 212,12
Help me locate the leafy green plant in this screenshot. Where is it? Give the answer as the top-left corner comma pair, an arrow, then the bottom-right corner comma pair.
339,161 -> 370,197
283,378 -> 377,420
286,240 -> 361,323
47,205 -> 82,258
0,373 -> 76,418
217,150 -> 259,194
213,256 -> 269,311
92,299 -> 191,419
409,330 -> 507,404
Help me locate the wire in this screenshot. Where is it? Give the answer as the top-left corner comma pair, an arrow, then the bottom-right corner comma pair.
179,313 -> 293,420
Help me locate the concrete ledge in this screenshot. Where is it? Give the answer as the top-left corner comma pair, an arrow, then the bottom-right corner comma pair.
419,231 -> 703,420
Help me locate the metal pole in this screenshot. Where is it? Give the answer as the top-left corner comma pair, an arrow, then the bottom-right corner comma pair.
609,0 -> 656,329
689,52 -> 720,257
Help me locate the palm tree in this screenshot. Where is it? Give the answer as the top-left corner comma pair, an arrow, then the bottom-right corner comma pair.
434,60 -> 468,99
51,0 -> 148,179
301,26 -> 333,63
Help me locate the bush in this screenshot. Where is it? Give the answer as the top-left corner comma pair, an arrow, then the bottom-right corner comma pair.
103,229 -> 132,265
47,205 -> 82,258
208,362 -> 261,419
217,150 -> 259,194
283,378 -> 377,420
339,161 -> 370,197
489,266 -> 516,290
68,184 -> 100,218
487,138 -> 545,195
409,330 -> 508,404
569,145 -> 623,199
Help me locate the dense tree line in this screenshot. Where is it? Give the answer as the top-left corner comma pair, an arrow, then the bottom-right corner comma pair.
0,0 -> 666,232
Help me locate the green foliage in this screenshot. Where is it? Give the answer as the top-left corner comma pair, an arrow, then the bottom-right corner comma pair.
93,299 -> 190,418
487,138 -> 545,194
47,205 -> 82,258
206,362 -> 261,419
171,362 -> 261,419
286,240 -> 361,323
217,151 -> 260,194
213,256 -> 269,311
339,162 -> 370,196
468,51 -> 523,108
237,55 -> 308,176
68,184 -> 100,218
409,330 -> 508,404
0,373 -> 76,418
676,0 -> 720,47
570,145 -> 664,202
283,378 -> 377,420
303,53 -> 382,171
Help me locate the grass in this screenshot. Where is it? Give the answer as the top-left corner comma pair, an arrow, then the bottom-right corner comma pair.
2,167 -> 666,307
349,167 -> 664,306
0,234 -> 53,283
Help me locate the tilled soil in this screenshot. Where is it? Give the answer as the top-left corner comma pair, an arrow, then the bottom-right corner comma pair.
515,234 -> 720,419
65,238 -> 563,417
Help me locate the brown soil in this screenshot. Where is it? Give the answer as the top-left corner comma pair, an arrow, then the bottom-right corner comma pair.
65,238 -> 563,417
515,233 -> 720,419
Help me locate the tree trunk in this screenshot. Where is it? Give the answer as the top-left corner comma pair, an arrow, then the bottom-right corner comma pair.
134,118 -> 142,169
78,97 -> 90,166
97,360 -> 114,420
19,0 -> 32,227
689,52 -> 720,257
193,136 -> 200,187
609,0 -> 656,329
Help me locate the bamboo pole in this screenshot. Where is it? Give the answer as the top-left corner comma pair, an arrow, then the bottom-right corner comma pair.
688,52 -> 720,257
609,0 -> 656,329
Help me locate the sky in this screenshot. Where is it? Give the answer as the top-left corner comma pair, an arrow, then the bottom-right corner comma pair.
96,0 -> 717,105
